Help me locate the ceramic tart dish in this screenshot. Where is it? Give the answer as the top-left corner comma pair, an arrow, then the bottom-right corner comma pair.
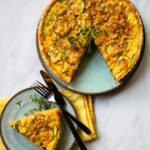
37,0 -> 144,83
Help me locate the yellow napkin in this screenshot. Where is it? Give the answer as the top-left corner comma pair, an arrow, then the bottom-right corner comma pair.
0,91 -> 97,148
0,98 -> 8,150
61,89 -> 97,141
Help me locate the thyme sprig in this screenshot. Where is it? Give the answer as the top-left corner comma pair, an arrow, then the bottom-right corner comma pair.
24,94 -> 52,116
68,25 -> 100,47
29,94 -> 50,110
77,25 -> 99,40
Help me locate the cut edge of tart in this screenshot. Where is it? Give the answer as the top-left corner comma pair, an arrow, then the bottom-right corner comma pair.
9,108 -> 61,150
37,0 -> 144,83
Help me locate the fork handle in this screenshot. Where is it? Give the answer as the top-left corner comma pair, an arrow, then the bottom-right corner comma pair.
62,109 -> 88,150
58,103 -> 91,135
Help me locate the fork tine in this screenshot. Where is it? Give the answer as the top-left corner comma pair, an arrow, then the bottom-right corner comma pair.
34,82 -> 49,95
34,82 -> 49,94
33,87 -> 46,97
36,80 -> 49,91
32,84 -> 45,96
32,83 -> 48,96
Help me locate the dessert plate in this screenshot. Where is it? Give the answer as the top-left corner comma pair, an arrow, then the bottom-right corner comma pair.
0,88 -> 76,150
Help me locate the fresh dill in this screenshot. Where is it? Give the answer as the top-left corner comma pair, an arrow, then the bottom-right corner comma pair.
24,94 -> 52,116
29,94 -> 51,110
68,36 -> 82,47
68,36 -> 76,45
77,25 -> 100,40
68,25 -> 100,48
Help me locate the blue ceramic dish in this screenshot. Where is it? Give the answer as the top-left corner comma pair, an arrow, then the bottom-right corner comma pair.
0,88 -> 76,150
36,1 -> 145,94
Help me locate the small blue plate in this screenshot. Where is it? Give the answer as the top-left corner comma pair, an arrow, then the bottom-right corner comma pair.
0,88 -> 76,150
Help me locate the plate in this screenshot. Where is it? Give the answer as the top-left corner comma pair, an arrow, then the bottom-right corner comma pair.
36,2 -> 145,94
0,88 -> 76,150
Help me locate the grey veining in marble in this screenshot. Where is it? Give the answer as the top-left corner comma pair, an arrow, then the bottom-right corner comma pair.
0,0 -> 150,150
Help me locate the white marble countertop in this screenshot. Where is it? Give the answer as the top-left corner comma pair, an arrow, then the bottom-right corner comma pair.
0,0 -> 150,150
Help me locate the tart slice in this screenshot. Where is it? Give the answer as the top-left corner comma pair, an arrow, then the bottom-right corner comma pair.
9,108 -> 61,150
37,0 -> 89,83
94,0 -> 144,81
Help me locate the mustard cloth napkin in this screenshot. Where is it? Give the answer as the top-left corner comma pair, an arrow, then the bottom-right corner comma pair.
0,90 -> 97,149
0,98 -> 8,150
60,89 -> 97,141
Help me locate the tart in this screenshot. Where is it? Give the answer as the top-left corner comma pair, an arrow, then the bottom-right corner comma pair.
37,0 -> 144,83
9,108 -> 61,150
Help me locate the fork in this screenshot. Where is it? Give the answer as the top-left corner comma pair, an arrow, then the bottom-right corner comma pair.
32,82 -> 88,150
33,81 -> 91,135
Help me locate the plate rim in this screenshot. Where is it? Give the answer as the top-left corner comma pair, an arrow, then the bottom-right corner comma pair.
36,1 -> 145,95
0,87 -> 76,150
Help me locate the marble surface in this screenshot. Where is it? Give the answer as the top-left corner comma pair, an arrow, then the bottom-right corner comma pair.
0,0 -> 150,150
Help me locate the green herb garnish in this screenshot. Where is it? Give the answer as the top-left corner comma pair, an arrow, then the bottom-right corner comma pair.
68,36 -> 82,47
29,94 -> 50,110
24,108 -> 40,116
68,36 -> 76,45
68,25 -> 100,48
24,94 -> 51,116
78,25 -> 99,40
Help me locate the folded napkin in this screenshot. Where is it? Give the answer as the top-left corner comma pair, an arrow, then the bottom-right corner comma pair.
0,90 -> 97,149
0,98 -> 8,150
60,89 -> 97,142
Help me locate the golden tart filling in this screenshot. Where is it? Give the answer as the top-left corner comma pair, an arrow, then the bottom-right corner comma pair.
9,108 -> 61,150
38,0 -> 143,83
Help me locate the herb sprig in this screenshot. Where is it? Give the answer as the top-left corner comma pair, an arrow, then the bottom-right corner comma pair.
68,25 -> 100,48
29,94 -> 50,110
24,94 -> 52,116
77,25 -> 99,40
68,36 -> 82,47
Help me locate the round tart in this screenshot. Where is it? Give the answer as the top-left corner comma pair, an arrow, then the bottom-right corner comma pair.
37,0 -> 144,83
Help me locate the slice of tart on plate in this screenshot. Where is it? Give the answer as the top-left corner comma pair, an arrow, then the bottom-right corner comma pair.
9,108 -> 61,150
